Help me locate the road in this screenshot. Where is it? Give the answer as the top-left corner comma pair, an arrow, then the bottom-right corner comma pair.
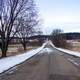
0,46 -> 80,80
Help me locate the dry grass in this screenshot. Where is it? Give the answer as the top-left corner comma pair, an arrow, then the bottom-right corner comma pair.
0,44 -> 40,57
71,47 -> 80,52
66,40 -> 80,52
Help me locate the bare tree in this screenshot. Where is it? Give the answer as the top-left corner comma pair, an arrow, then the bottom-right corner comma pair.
0,0 -> 36,57
16,5 -> 39,50
52,29 -> 63,36
51,29 -> 68,48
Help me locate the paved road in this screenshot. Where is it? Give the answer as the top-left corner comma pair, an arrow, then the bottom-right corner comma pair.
0,47 -> 80,80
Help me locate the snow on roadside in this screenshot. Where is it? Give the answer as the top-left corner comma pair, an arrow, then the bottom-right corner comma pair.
0,42 -> 47,73
1,40 -> 80,74
49,40 -> 80,57
56,48 -> 80,57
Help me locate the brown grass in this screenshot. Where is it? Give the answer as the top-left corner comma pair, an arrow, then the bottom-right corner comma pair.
0,44 -> 40,57
66,40 -> 80,52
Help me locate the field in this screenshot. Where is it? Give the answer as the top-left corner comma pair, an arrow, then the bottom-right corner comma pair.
0,44 -> 39,57
0,40 -> 80,57
67,40 -> 80,52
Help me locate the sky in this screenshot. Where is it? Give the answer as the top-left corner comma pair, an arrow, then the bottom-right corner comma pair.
36,0 -> 80,34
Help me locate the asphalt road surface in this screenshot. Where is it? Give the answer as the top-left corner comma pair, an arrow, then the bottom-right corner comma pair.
0,47 -> 80,80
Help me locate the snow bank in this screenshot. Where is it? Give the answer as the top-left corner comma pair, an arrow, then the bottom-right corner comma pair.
48,40 -> 80,57
56,48 -> 80,57
0,42 -> 46,73
1,40 -> 80,74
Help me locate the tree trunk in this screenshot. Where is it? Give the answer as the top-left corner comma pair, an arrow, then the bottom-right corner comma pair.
1,48 -> 7,57
1,42 -> 8,58
23,46 -> 26,50
21,39 -> 27,51
22,43 -> 26,51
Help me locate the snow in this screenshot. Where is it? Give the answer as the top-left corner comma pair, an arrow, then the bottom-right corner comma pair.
39,48 -> 53,53
56,48 -> 80,57
1,40 -> 80,74
48,40 -> 56,48
48,40 -> 80,57
0,42 -> 47,73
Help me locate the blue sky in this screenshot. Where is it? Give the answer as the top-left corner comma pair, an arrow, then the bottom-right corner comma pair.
36,0 -> 80,34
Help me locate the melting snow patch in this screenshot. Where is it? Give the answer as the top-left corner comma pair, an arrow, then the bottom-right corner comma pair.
0,42 -> 47,73
56,48 -> 80,57
39,48 -> 53,54
47,40 -> 80,58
